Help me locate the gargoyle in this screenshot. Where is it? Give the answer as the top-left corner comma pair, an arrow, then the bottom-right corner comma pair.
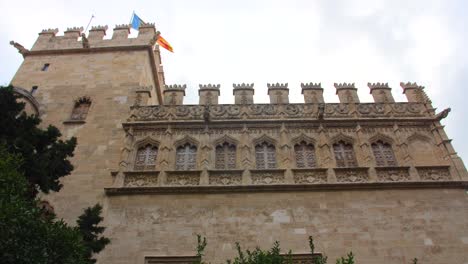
149,31 -> 161,46
9,41 -> 29,57
436,108 -> 451,121
318,103 -> 325,120
81,33 -> 90,49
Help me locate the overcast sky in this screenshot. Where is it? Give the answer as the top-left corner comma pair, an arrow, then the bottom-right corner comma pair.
1,0 -> 467,162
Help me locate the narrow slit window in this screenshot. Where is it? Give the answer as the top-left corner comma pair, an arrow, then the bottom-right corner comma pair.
41,63 -> 50,71
31,86 -> 38,95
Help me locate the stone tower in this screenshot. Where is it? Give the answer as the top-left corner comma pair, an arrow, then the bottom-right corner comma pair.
9,23 -> 468,264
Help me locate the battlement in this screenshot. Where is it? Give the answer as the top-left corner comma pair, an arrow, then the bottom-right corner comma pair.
160,82 -> 428,105
30,22 -> 160,51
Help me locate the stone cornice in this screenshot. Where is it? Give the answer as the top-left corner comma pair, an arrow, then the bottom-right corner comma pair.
21,45 -> 163,104
105,181 -> 468,195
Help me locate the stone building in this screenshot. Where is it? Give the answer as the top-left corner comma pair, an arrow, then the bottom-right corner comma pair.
8,23 -> 468,264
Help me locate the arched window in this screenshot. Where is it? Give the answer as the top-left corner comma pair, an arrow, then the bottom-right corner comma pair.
175,143 -> 197,170
70,97 -> 91,121
255,142 -> 277,169
134,144 -> 158,170
371,140 -> 397,166
333,140 -> 357,167
215,142 -> 236,169
294,141 -> 316,168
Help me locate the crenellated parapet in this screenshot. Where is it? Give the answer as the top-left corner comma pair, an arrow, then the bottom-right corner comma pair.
233,83 -> 255,104
267,83 -> 289,104
30,23 -> 160,51
88,25 -> 108,40
163,84 -> 186,105
64,27 -> 83,39
199,84 -> 221,105
368,82 -> 395,103
301,82 -> 324,103
334,82 -> 359,103
400,82 -> 431,104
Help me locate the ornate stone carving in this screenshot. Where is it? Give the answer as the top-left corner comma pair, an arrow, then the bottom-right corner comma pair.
251,170 -> 285,184
209,171 -> 242,185
166,171 -> 200,186
124,173 -> 159,187
81,33 -> 90,48
417,166 -> 451,181
376,167 -> 410,182
293,169 -> 327,184
129,103 -> 429,122
9,41 -> 29,56
335,168 -> 369,183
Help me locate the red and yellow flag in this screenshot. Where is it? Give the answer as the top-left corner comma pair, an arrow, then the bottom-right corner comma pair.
157,35 -> 174,53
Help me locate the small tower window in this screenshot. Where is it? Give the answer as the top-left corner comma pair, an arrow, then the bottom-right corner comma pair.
41,63 -> 50,71
70,97 -> 91,121
31,86 -> 38,95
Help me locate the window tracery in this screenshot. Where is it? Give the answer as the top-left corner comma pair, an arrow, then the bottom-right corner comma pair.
294,141 -> 316,168
134,144 -> 158,170
175,143 -> 197,170
215,142 -> 236,169
371,140 -> 397,166
255,142 -> 277,169
333,140 -> 357,167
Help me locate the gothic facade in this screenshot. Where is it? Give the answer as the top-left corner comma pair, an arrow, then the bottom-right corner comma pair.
9,23 -> 468,264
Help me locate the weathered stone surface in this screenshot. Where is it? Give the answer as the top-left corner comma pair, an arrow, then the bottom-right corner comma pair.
8,23 -> 468,264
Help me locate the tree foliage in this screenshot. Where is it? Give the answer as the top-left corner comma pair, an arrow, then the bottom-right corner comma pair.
0,86 -> 109,263
0,147 -> 87,264
0,86 -> 77,198
77,204 -> 111,263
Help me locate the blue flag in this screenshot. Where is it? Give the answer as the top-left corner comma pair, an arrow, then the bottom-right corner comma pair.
130,12 -> 144,30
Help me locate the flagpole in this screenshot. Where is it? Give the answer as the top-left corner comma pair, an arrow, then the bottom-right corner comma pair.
84,14 -> 95,33
130,11 -> 134,24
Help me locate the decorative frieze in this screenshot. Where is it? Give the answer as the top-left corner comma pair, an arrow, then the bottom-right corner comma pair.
417,166 -> 451,181
335,168 -> 369,183
124,172 -> 159,187
250,169 -> 285,184
129,102 -> 428,122
292,169 -> 327,184
376,167 -> 410,182
166,171 -> 201,186
209,170 -> 242,186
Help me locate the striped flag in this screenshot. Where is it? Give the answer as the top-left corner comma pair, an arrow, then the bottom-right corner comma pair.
130,12 -> 174,53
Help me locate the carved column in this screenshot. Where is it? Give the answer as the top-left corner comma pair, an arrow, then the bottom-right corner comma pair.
318,125 -> 335,183
113,127 -> 134,187
240,125 -> 253,184
279,123 -> 293,183
355,124 -> 375,181
431,121 -> 468,180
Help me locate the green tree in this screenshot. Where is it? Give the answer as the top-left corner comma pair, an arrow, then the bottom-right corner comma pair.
0,86 -> 109,263
77,204 -> 111,263
0,147 -> 87,264
0,86 -> 76,198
